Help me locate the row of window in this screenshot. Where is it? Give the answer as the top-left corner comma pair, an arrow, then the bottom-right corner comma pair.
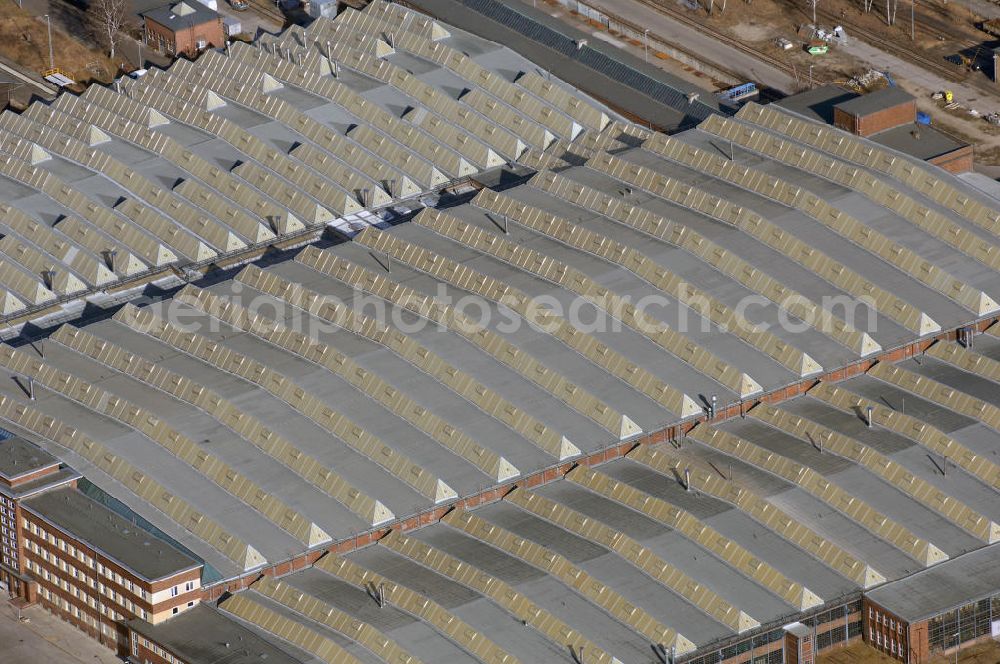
133,635 -> 186,664
1,504 -> 17,564
869,607 -> 903,635
683,629 -> 786,664
870,628 -> 903,656
171,581 -> 196,596
927,597 -> 997,652
0,537 -> 17,570
671,600 -> 864,664
804,600 -> 863,629
24,519 -> 96,568
26,558 -> 150,621
39,587 -> 120,640
38,584 -> 125,623
23,519 -> 151,601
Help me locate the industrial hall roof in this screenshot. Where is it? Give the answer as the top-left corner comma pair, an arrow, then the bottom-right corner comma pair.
0,0 -> 620,332
24,487 -> 202,582
1,1 -> 1000,663
141,1 -> 220,29
866,543 -> 1000,623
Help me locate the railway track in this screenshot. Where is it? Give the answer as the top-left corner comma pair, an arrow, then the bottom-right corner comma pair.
814,8 -> 970,83
638,0 -> 809,83
638,0 -> 998,99
245,0 -> 287,27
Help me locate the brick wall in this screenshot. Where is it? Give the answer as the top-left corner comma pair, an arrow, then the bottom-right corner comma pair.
864,598 -> 908,662
834,101 -> 916,136
200,317 -> 999,602
928,145 -> 974,174
144,17 -> 224,58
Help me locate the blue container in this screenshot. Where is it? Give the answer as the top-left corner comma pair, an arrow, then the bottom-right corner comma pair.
916,112 -> 932,125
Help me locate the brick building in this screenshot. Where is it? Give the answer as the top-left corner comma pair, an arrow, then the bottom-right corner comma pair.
0,436 -> 79,601
864,546 -> 1000,664
777,85 -> 974,173
832,88 -> 917,137
19,488 -> 204,653
142,1 -> 224,58
126,604 -> 306,664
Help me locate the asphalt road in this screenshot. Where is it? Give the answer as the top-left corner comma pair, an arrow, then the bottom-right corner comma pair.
0,599 -> 121,664
561,0 -> 798,92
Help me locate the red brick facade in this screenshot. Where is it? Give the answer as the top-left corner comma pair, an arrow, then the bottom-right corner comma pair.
864,598 -> 908,662
18,508 -> 202,655
834,99 -> 917,137
928,144 -> 974,174
129,627 -> 186,664
144,15 -> 224,58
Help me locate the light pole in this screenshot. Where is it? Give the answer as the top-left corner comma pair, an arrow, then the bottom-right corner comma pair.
44,14 -> 54,70
644,29 -> 650,62
953,631 -> 960,664
6,83 -> 25,109
808,64 -> 814,88
911,0 -> 915,39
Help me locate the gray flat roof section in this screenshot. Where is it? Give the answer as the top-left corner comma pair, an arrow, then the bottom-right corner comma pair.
869,124 -> 968,161
616,144 -> 977,328
24,487 -> 201,582
401,0 -> 721,130
141,1 -> 220,29
866,543 -> 1000,622
833,87 -> 915,117
127,604 -> 309,664
775,85 -> 860,124
0,436 -> 59,482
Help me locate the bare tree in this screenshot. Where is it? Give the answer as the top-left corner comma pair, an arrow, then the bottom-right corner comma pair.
90,0 -> 128,60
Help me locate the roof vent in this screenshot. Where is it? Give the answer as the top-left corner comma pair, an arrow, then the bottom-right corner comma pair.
171,2 -> 195,15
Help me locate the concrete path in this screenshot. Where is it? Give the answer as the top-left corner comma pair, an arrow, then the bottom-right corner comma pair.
0,599 -> 120,664
551,0 -> 798,92
839,37 -> 998,109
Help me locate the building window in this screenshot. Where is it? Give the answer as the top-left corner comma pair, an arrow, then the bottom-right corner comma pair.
170,586 -> 178,597
184,581 -> 194,592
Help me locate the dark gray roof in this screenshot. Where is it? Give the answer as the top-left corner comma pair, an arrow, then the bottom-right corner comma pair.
127,604 -> 307,664
0,436 -> 59,482
24,488 -> 200,582
0,467 -> 81,500
866,544 -> 1000,622
869,122 -> 968,161
833,86 -> 915,117
401,0 -> 723,131
775,84 -> 859,124
141,1 -> 220,29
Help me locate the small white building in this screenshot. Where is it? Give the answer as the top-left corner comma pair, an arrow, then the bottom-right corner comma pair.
223,16 -> 242,36
308,0 -> 337,19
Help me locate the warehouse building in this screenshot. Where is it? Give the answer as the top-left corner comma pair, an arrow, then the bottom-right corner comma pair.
866,545 -> 1000,663
0,436 -> 79,599
142,1 -> 225,58
0,2 -> 998,664
777,85 -> 973,173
